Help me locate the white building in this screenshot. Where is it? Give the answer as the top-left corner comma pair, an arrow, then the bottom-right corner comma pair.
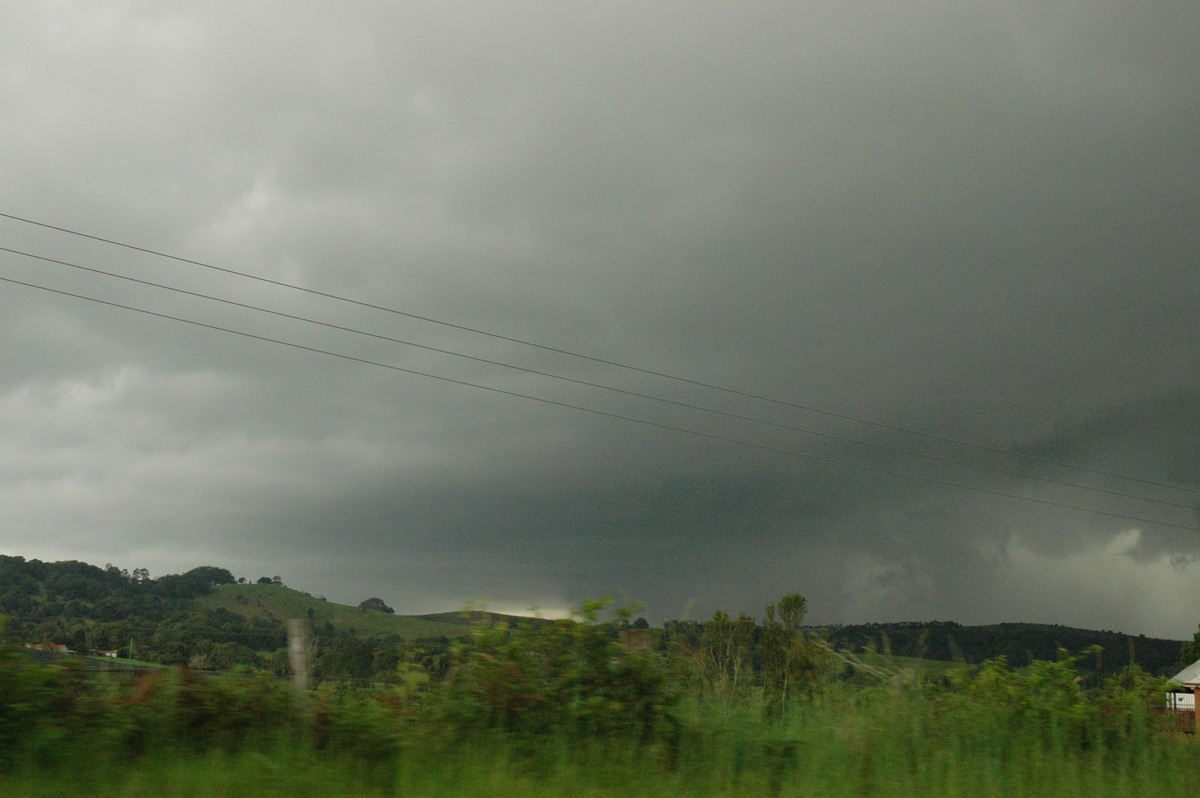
1166,658 -> 1200,711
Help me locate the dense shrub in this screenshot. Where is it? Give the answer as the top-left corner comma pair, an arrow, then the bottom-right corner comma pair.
436,599 -> 677,738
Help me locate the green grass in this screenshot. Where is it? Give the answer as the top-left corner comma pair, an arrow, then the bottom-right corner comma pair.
7,676 -> 1199,798
195,584 -> 469,640
6,713 -> 1198,798
3,615 -> 1191,797
81,654 -> 166,669
843,651 -> 958,675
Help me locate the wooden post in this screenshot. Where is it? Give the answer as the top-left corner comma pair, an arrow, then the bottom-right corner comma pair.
1192,685 -> 1199,738
288,619 -> 311,693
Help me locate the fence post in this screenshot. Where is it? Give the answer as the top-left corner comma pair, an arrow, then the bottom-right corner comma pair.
288,619 -> 311,693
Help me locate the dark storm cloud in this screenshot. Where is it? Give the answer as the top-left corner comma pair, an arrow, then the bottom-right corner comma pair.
2,1 -> 1199,636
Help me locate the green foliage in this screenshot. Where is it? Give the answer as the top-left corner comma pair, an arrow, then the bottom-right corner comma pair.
437,598 -> 676,738
358,597 -> 395,614
1180,623 -> 1200,665
98,667 -> 298,758
761,593 -> 829,711
4,565 -> 1198,795
688,609 -> 757,705
0,633 -> 297,773
937,652 -> 1101,754
823,619 -> 1182,675
0,557 -> 471,677
184,566 -> 237,586
0,617 -> 56,768
4,601 -> 1200,797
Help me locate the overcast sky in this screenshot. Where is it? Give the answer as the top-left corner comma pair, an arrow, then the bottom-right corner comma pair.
2,2 -> 1198,637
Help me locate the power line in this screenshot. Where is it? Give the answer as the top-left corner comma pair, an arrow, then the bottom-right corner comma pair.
3,243 -> 1196,515
3,210 -> 1195,498
2,272 -> 1196,532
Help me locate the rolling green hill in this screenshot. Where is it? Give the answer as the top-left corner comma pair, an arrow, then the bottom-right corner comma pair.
195,584 -> 471,640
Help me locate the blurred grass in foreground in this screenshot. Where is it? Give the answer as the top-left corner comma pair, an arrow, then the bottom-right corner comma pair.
4,678 -> 1199,798
4,606 -> 1197,796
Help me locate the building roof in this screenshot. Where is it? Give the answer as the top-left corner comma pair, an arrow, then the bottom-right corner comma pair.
1170,658 -> 1200,686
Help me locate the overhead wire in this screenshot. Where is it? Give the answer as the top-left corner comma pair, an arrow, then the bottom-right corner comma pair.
1,271 -> 1197,532
2,243 -> 1197,515
2,210 -> 1196,497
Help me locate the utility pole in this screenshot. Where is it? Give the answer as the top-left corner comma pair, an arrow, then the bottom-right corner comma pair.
287,619 -> 311,693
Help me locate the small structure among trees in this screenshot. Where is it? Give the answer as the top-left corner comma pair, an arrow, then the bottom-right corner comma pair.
1167,658 -> 1200,715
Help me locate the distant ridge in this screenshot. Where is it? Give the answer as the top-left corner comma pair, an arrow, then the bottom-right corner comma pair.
414,610 -> 555,626
818,620 -> 1183,676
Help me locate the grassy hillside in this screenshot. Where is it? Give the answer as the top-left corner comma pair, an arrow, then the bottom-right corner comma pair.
195,584 -> 470,640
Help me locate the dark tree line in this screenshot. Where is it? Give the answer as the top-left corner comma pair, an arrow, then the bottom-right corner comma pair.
0,556 -> 272,667
819,620 -> 1182,676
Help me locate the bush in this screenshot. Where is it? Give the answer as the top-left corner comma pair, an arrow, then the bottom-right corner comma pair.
436,599 -> 677,738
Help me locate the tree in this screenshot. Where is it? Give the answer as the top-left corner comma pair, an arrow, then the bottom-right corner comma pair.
1182,624 -> 1200,665
206,641 -> 260,670
155,572 -> 212,599
358,597 -> 395,614
257,577 -> 273,585
184,566 -> 236,586
761,593 -> 821,711
697,610 -> 755,704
